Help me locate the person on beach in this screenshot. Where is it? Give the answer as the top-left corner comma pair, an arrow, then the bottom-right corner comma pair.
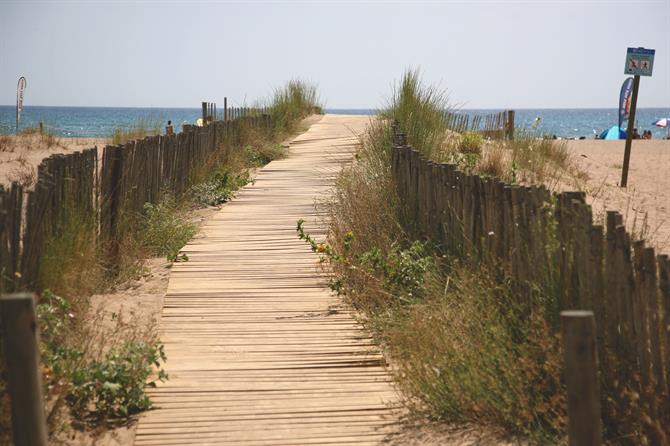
632,128 -> 641,139
166,120 -> 175,136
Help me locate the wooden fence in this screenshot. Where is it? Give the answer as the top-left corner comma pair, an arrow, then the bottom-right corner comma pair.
0,112 -> 272,293
390,135 -> 670,442
445,109 -> 515,140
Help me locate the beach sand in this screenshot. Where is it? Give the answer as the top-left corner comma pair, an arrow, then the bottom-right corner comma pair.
0,134 -> 107,188
565,138 -> 670,252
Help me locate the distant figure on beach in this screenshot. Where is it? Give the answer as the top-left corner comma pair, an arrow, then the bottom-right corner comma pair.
632,128 -> 641,139
166,120 -> 175,136
642,130 -> 652,140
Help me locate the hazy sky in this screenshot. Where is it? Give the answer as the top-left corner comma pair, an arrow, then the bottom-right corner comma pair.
1,0 -> 669,109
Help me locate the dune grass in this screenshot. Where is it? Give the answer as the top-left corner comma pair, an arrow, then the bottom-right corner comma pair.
111,118 -> 161,145
269,79 -> 322,135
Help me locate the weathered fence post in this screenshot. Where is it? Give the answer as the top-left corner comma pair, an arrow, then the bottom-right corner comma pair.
0,293 -> 48,446
561,310 -> 602,446
506,110 -> 515,140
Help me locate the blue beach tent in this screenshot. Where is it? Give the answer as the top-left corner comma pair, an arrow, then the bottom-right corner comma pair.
599,126 -> 626,140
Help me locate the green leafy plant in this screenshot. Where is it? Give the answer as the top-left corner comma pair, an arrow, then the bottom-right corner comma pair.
459,131 -> 484,154
35,290 -> 168,423
191,169 -> 250,207
67,341 -> 167,418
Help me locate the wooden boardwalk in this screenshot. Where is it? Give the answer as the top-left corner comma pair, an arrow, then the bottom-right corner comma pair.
134,115 -> 401,446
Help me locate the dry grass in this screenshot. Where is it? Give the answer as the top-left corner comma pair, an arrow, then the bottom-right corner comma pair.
381,261 -> 566,441
111,118 -> 161,145
39,212 -> 107,305
7,166 -> 36,188
0,134 -> 12,152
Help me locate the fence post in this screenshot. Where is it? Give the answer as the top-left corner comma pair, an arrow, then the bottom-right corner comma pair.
561,310 -> 602,446
0,293 -> 48,446
506,110 -> 515,140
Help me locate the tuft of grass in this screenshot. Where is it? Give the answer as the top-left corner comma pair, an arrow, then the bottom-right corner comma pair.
111,118 -> 161,145
381,69 -> 453,162
505,132 -> 573,186
269,79 -> 322,135
40,212 -> 107,304
18,123 -> 62,148
137,197 -> 197,262
0,134 -> 13,152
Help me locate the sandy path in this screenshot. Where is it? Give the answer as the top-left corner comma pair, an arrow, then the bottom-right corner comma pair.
566,139 -> 670,252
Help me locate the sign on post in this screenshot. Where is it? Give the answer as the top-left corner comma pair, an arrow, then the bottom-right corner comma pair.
620,47 -> 655,188
624,47 -> 655,77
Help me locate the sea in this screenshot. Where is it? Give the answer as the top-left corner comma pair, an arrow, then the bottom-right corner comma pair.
0,105 -> 669,140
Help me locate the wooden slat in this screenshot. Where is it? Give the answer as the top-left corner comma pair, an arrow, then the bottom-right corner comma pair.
134,115 -> 401,445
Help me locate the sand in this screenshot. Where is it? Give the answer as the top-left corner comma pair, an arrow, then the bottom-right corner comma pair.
0,134 -> 107,188
564,139 -> 670,253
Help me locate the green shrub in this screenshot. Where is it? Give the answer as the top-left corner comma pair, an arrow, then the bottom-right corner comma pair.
67,341 -> 167,419
191,169 -> 250,207
138,199 -> 196,261
459,131 -> 483,154
36,290 -> 168,424
243,143 -> 287,167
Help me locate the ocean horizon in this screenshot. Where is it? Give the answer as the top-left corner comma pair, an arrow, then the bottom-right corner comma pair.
1,105 -> 669,139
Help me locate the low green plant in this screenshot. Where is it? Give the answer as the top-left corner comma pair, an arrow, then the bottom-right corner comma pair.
67,341 -> 167,419
191,168 -> 250,207
458,131 -> 483,154
243,143 -> 287,167
138,198 -> 196,261
36,290 -> 168,424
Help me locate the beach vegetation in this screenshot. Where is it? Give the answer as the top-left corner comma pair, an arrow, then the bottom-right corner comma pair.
18,123 -> 62,148
111,118 -> 161,145
298,68 -> 573,443
269,79 -> 322,135
0,134 -> 13,152
138,198 -> 197,262
36,289 -> 167,427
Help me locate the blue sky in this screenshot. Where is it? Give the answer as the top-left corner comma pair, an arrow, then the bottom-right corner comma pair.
0,0 -> 668,109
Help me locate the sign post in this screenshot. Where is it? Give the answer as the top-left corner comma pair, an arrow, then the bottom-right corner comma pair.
620,47 -> 654,188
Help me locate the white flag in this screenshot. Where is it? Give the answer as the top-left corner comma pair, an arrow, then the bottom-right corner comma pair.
16,76 -> 27,132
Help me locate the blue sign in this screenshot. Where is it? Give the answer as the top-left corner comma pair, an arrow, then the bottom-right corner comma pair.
625,47 -> 655,76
